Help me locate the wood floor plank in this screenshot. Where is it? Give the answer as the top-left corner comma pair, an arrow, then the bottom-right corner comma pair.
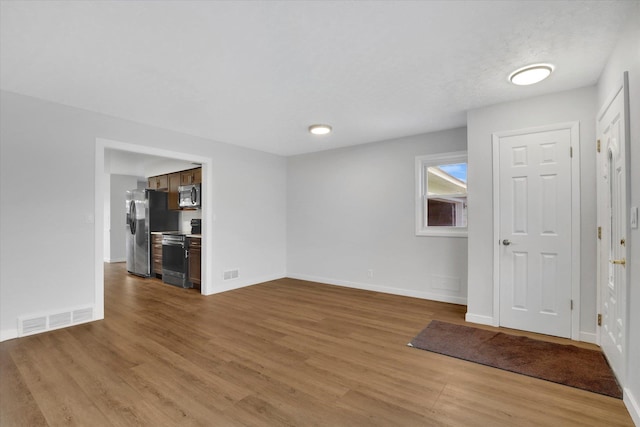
35,330 -> 167,427
8,337 -> 112,426
0,341 -> 48,427
0,263 -> 633,426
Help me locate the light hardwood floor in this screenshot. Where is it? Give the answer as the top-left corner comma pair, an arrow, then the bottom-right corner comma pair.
1,263 -> 633,426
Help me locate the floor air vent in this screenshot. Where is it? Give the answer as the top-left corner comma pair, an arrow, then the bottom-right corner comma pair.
73,307 -> 93,323
223,269 -> 239,280
20,316 -> 47,336
18,306 -> 94,337
49,312 -> 72,329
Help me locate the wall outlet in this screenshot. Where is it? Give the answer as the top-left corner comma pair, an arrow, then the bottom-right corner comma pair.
367,269 -> 374,279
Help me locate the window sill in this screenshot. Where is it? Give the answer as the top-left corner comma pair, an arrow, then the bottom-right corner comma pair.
416,228 -> 468,238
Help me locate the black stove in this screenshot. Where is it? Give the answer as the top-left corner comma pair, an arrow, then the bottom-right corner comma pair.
161,232 -> 191,288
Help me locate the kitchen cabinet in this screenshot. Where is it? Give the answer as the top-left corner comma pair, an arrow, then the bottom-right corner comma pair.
151,233 -> 164,277
168,172 -> 181,210
181,168 -> 202,185
147,177 -> 156,190
148,167 -> 202,210
147,174 -> 168,191
188,237 -> 201,290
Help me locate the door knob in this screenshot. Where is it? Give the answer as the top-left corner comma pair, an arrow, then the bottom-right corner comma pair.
502,239 -> 511,246
611,259 -> 626,266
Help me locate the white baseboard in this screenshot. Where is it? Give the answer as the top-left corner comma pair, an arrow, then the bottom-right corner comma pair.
286,273 -> 467,305
105,258 -> 126,263
465,312 -> 496,326
206,273 -> 286,295
578,331 -> 597,344
0,328 -> 18,342
624,387 -> 640,427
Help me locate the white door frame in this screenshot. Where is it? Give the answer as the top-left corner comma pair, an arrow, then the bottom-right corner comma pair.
492,122 -> 581,340
93,138 -> 215,321
595,72 -> 631,383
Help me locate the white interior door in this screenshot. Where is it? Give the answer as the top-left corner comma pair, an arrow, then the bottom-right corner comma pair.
495,127 -> 574,338
597,79 -> 628,382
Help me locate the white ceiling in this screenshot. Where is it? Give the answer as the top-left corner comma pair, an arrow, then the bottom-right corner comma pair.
0,1 -> 634,156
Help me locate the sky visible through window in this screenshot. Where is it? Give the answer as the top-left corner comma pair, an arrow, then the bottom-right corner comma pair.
439,163 -> 467,183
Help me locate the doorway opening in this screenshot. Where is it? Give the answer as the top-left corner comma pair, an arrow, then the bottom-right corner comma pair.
93,138 -> 214,321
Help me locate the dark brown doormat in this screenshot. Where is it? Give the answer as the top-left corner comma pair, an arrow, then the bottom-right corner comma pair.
409,320 -> 622,399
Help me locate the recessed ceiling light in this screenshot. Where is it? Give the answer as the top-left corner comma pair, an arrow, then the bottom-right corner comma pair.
509,64 -> 554,86
308,124 -> 332,135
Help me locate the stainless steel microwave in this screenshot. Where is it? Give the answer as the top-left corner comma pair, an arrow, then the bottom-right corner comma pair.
178,184 -> 201,208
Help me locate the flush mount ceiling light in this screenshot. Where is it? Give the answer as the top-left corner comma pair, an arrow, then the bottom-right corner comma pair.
509,64 -> 554,86
308,124 -> 332,135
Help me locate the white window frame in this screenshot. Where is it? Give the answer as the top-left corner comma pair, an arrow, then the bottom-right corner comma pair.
415,151 -> 468,237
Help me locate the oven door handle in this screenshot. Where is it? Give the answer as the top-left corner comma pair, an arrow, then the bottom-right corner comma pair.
162,242 -> 185,248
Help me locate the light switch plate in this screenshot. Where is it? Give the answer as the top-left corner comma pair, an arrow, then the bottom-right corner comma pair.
631,206 -> 639,229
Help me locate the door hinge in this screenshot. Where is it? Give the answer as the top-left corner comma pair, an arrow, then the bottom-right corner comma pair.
570,300 -> 574,310
597,313 -> 602,326
598,226 -> 602,240
597,139 -> 601,153
570,146 -> 573,157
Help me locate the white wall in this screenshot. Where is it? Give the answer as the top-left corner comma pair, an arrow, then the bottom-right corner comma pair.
287,128 -> 468,304
466,86 -> 598,339
0,90 -> 287,340
597,3 -> 640,423
103,168 -> 111,261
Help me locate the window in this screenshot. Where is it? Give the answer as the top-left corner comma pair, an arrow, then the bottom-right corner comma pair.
415,151 -> 468,237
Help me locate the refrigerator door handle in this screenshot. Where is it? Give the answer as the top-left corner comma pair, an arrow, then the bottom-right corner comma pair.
130,202 -> 136,235
127,202 -> 132,233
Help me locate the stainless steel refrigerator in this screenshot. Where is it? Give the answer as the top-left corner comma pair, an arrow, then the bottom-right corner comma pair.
126,189 -> 179,277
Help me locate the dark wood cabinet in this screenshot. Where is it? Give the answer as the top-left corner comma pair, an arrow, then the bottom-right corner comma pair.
149,168 -> 202,210
168,172 -> 181,210
188,238 -> 201,290
151,234 -> 164,277
147,174 -> 168,191
181,168 -> 202,185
